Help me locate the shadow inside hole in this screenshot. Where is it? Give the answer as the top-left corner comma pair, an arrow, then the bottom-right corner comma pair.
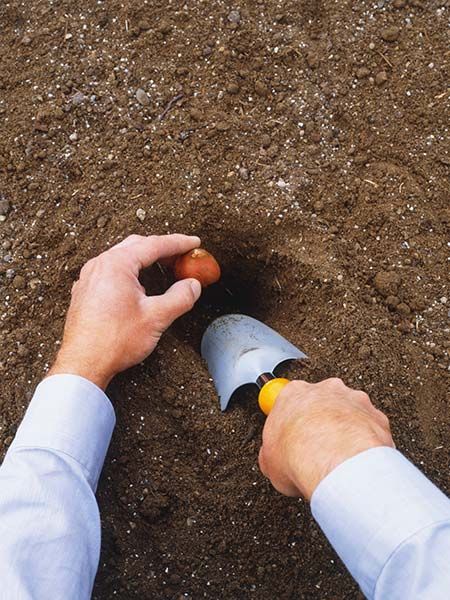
138,248 -> 284,353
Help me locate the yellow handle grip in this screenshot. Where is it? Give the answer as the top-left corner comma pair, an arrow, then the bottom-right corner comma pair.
258,378 -> 290,415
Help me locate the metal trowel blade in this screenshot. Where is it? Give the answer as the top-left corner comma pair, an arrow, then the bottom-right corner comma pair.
201,314 -> 307,411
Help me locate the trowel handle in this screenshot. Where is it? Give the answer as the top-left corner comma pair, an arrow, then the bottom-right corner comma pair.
258,378 -> 290,415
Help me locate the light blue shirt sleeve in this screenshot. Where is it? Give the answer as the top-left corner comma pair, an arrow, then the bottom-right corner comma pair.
311,446 -> 450,599
2,379 -> 450,600
0,374 -> 115,600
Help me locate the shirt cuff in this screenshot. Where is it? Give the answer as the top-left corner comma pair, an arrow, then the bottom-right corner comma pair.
9,374 -> 116,490
311,447 -> 450,598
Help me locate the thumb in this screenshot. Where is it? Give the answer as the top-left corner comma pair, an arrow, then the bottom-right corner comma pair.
148,278 -> 202,330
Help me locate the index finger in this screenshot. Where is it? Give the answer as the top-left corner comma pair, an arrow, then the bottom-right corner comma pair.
112,234 -> 201,271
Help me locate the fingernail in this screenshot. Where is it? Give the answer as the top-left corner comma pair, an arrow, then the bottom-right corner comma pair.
190,278 -> 202,300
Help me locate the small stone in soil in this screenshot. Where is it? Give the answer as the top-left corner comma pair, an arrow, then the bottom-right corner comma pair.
136,208 -> 146,222
0,198 -> 10,216
71,91 -> 86,106
136,88 -> 150,106
227,10 -> 241,24
381,26 -> 400,42
239,167 -> 249,180
97,215 -> 108,228
69,132 -> 78,142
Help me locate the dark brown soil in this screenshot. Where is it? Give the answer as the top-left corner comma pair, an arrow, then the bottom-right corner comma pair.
0,0 -> 449,598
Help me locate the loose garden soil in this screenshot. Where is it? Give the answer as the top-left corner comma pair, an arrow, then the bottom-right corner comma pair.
0,0 -> 449,598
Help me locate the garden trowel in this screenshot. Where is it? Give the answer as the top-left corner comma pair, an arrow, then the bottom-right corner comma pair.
201,314 -> 307,415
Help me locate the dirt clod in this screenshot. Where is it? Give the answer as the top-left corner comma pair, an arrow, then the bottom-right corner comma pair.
255,80 -> 269,97
226,82 -> 240,95
374,271 -> 401,297
12,275 -> 26,290
356,67 -> 371,79
396,302 -> 411,317
358,345 -> 371,360
385,295 -> 400,309
375,70 -> 388,85
306,51 -> 320,69
381,25 -> 401,42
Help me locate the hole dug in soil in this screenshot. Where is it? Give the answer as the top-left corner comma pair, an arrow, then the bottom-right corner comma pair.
141,227 -> 287,351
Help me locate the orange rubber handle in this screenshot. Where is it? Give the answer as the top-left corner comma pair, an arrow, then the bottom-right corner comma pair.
258,378 -> 290,415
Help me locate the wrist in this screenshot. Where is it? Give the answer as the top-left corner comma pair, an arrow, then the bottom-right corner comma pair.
291,439 -> 393,501
48,349 -> 114,391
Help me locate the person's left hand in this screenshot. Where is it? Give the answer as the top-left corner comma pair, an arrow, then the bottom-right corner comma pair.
48,234 -> 202,390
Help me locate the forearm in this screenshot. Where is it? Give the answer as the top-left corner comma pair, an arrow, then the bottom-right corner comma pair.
311,447 -> 450,599
0,376 -> 115,599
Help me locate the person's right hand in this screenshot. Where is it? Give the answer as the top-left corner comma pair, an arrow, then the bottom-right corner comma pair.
258,378 -> 394,501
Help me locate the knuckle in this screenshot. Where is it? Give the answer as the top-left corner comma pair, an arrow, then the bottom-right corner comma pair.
261,421 -> 275,448
80,258 -> 95,276
258,447 -> 267,472
258,445 -> 274,479
376,409 -> 390,427
355,390 -> 371,404
324,377 -> 346,389
145,234 -> 158,246
125,234 -> 142,244
285,380 -> 309,394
